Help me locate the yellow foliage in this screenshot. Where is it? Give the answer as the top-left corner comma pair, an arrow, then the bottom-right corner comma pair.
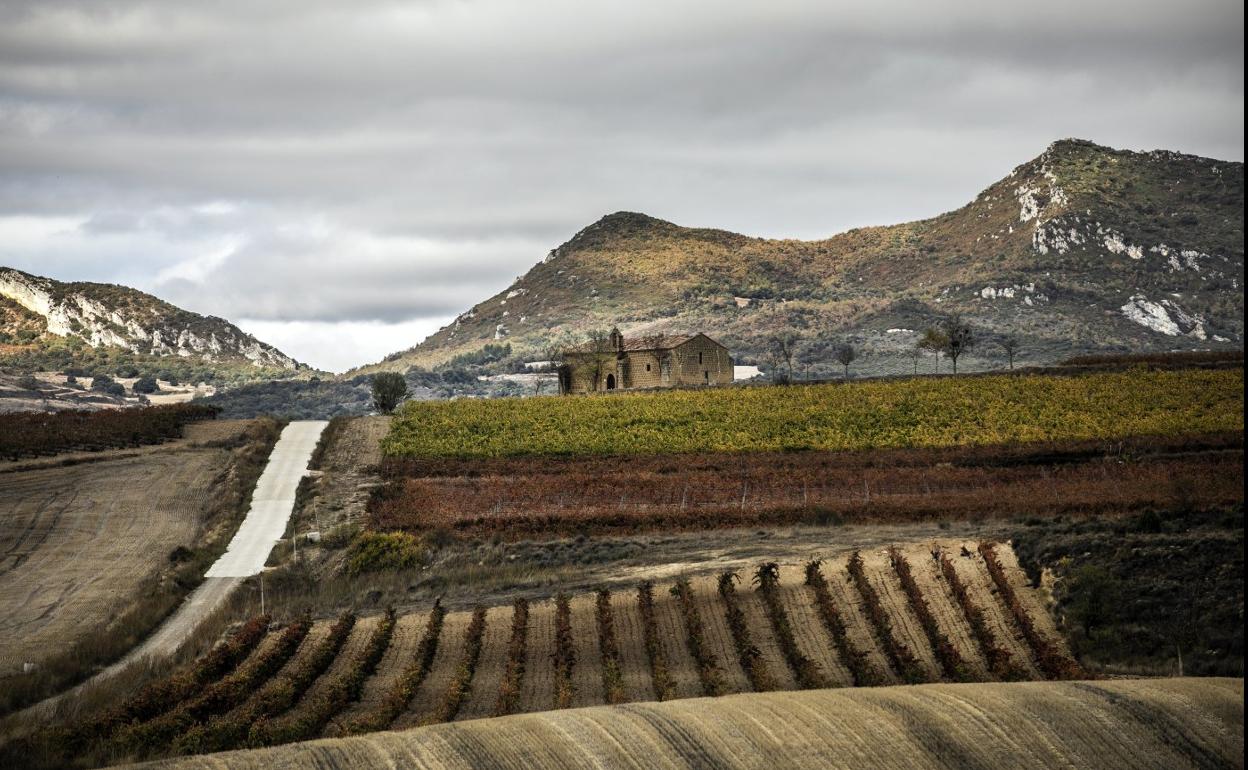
382,369 -> 1243,459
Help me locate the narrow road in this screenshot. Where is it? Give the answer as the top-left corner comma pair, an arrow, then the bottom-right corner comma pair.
2,420 -> 327,728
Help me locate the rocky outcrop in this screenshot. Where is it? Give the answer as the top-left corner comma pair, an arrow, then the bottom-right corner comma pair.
0,268 -> 298,369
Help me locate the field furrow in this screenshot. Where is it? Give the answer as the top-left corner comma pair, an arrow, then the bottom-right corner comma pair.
517,599 -> 557,712
992,543 -> 1073,660
688,575 -> 751,694
392,610 -> 470,730
948,543 -> 1042,678
228,620 -> 332,720
776,565 -> 852,687
897,543 -> 990,679
609,589 -> 657,703
820,554 -> 898,684
737,581 -> 799,691
456,605 -> 511,720
275,616 -> 378,731
327,611 -> 428,733
567,593 -> 604,708
858,548 -> 942,680
650,588 -> 704,700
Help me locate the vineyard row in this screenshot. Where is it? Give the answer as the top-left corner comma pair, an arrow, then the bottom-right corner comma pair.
0,403 -> 221,460
13,542 -> 1084,766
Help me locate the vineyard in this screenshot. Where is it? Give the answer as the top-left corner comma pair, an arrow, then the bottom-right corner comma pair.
0,404 -> 220,460
370,432 -> 1244,538
381,368 -> 1243,458
4,540 -> 1084,767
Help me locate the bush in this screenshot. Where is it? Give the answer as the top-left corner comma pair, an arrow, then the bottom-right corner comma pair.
133,376 -> 160,394
344,531 -> 424,575
371,372 -> 409,414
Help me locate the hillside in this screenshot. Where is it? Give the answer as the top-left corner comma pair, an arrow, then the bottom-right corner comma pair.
0,267 -> 303,383
364,139 -> 1244,376
131,678 -> 1243,770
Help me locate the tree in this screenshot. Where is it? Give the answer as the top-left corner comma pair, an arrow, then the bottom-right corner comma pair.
132,376 -> 159,394
792,340 -> 821,381
371,372 -> 409,414
907,344 -> 923,375
769,332 -> 799,384
919,328 -> 948,373
1000,336 -> 1020,370
91,374 -> 126,397
939,314 -> 975,374
833,342 -> 857,379
582,329 -> 617,391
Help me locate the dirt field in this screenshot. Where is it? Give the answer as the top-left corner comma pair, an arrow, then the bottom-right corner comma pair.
0,418 -> 256,475
300,416 -> 389,532
132,677 -> 1245,770
0,428 -> 250,676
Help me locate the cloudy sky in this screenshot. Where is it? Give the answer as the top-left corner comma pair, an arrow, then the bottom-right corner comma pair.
1,0 -> 1242,371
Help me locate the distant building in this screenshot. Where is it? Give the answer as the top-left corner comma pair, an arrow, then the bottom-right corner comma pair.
558,327 -> 734,394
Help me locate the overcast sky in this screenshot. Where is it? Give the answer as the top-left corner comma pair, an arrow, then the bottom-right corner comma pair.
1,0 -> 1242,371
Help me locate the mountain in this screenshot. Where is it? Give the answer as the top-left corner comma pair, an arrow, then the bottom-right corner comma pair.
364,139 -> 1243,377
0,267 -> 302,377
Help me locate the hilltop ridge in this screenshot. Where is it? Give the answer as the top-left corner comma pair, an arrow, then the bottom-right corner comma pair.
361,138 -> 1243,376
0,267 -> 303,380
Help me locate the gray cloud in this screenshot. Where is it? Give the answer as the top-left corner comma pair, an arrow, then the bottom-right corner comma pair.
0,0 -> 1242,368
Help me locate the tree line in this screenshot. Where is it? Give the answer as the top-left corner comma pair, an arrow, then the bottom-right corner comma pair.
766,315 -> 1021,382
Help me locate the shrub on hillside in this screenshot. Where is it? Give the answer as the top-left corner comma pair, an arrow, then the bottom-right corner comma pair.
344,531 -> 425,575
132,376 -> 160,394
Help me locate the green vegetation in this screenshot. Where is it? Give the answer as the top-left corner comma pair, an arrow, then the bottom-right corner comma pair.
344,531 -> 425,575
370,372 -> 408,414
383,368 -> 1243,459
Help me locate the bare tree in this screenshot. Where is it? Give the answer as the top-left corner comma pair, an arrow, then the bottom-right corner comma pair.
919,328 -> 948,373
1000,335 -> 1020,370
834,342 -> 857,379
796,341 -> 818,381
939,314 -> 975,374
769,332 -> 799,384
907,343 -> 923,375
583,329 -> 617,391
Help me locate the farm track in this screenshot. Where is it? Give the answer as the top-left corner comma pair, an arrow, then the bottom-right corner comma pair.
22,539 -> 1097,764
129,678 -> 1245,770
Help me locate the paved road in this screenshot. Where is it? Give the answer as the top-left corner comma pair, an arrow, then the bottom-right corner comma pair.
2,420 -> 327,728
207,420 -> 327,577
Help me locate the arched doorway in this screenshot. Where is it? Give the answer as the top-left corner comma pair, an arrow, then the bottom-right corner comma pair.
605,373 -> 616,390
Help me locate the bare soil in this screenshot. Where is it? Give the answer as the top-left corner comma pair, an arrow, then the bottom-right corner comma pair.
130,678 -> 1245,770
0,443 -> 239,675
300,417 -> 389,533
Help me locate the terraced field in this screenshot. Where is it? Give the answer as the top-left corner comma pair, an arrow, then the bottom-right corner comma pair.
10,540 -> 1088,766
